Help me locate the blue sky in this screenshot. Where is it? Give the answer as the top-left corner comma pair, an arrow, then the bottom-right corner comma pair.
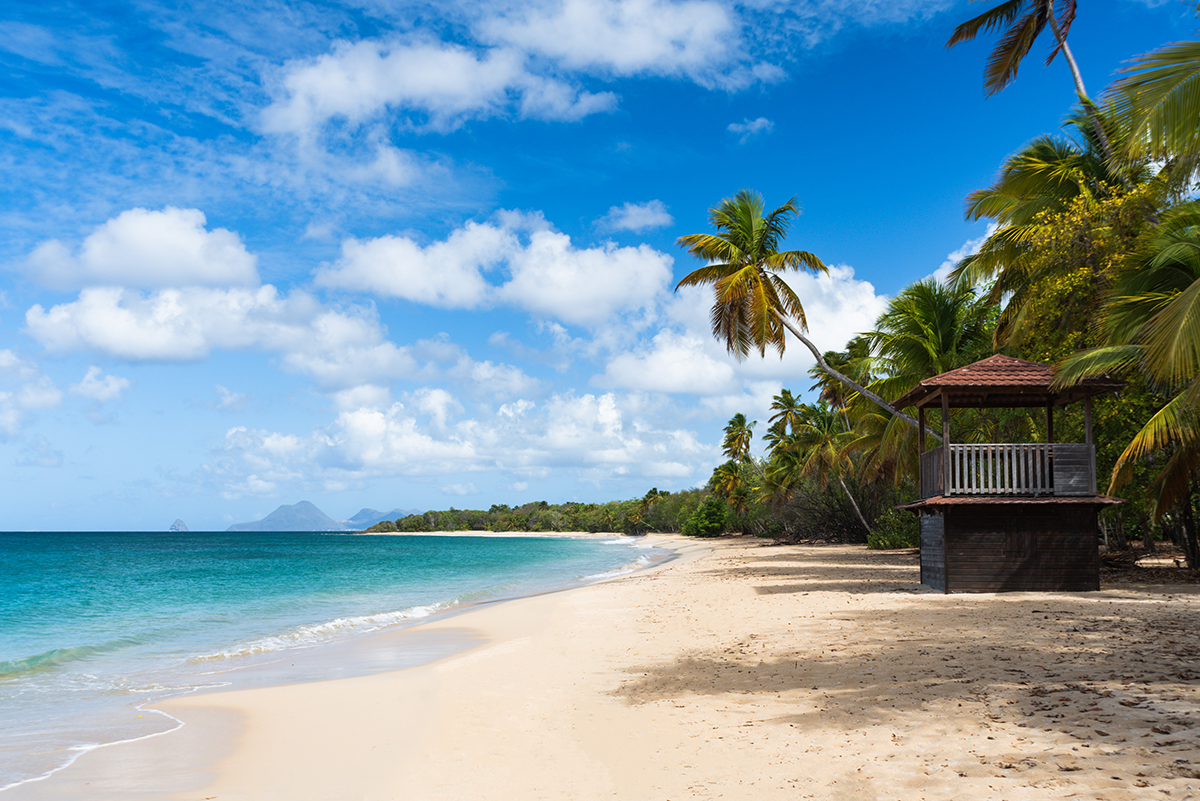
0,0 -> 1192,530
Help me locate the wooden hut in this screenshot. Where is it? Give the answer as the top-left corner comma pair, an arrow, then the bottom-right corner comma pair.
896,354 -> 1123,593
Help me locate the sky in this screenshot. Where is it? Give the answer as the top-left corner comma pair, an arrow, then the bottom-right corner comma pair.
0,0 -> 1194,530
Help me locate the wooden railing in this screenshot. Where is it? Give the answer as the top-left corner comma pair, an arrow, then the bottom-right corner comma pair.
919,443 -> 1095,499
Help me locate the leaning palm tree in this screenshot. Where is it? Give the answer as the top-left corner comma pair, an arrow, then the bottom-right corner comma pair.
946,0 -> 1121,170
676,190 -> 929,435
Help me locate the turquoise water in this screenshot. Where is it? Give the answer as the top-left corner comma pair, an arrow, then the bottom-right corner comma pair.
0,531 -> 666,791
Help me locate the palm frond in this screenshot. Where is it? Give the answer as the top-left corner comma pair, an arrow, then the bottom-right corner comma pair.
946,0 -> 1025,48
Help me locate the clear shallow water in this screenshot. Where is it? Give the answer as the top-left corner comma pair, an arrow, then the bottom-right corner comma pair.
0,531 -> 666,791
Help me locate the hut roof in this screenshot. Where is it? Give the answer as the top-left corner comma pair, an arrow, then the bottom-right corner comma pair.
892,354 -> 1123,409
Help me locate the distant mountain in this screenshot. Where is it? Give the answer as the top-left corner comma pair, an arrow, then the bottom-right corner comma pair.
227,501 -> 350,532
169,519 -> 189,532
344,507 -> 422,529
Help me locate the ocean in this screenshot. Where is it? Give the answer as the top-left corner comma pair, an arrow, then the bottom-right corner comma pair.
0,530 -> 668,792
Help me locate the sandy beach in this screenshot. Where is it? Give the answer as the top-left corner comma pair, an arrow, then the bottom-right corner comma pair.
11,535 -> 1200,801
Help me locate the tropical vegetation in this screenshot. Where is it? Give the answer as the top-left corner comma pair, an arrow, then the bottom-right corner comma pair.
670,7 -> 1200,562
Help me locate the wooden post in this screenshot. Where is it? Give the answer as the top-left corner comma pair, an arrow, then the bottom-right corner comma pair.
918,405 -> 926,453
1046,401 -> 1054,443
941,393 -> 951,496
1084,395 -> 1096,494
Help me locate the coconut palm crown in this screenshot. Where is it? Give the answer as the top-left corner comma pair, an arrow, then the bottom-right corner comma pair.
675,190 -> 826,359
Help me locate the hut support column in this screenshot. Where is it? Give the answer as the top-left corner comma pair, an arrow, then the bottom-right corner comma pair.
1085,396 -> 1096,494
941,394 -> 951,496
918,406 -> 926,452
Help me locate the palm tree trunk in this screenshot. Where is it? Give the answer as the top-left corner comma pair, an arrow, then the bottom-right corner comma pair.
1045,13 -> 1129,188
778,316 -> 942,443
837,474 -> 872,537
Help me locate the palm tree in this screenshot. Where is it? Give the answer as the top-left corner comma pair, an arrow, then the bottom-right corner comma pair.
946,0 -> 1121,170
676,190 -> 932,436
1056,200 -> 1200,524
852,279 -> 997,484
768,389 -> 805,435
1106,39 -> 1200,167
950,113 -> 1156,346
721,413 -> 756,462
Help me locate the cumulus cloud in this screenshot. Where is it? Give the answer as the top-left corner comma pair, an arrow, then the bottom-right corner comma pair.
263,39 -> 616,138
600,330 -> 736,394
727,116 -> 773,143
207,388 -> 709,498
70,366 -> 130,402
316,220 -> 515,307
597,200 -> 673,232
25,286 -> 415,389
497,223 -> 673,327
25,207 -> 258,289
318,211 -> 674,328
0,350 -> 62,438
480,0 -> 755,88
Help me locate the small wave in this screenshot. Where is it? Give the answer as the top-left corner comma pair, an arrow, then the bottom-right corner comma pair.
0,637 -> 149,682
580,554 -> 654,582
190,601 -> 453,662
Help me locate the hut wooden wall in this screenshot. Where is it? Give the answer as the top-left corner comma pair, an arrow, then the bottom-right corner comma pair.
919,512 -> 946,591
918,504 -> 1100,593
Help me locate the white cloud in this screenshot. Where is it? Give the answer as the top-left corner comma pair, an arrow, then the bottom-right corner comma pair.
440,482 -> 478,496
319,211 -> 675,328
498,227 -> 673,327
70,366 -> 130,402
315,220 -> 516,307
597,200 -> 673,232
25,207 -> 258,289
0,351 -> 62,438
727,116 -> 773,143
450,358 -> 539,400
480,0 -> 754,88
413,387 -> 463,428
208,388 -> 710,497
600,329 -> 736,394
215,384 -> 250,411
17,375 -> 63,410
263,39 -> 616,138
332,384 -> 391,412
25,286 -> 415,389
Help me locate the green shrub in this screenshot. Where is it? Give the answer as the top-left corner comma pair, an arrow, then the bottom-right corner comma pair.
682,495 -> 727,537
867,509 -> 919,549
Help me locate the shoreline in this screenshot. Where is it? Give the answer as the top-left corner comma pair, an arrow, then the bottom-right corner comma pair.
9,537 -> 1200,800
0,532 -> 679,798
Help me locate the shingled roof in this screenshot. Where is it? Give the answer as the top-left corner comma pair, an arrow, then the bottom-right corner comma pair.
892,354 -> 1123,409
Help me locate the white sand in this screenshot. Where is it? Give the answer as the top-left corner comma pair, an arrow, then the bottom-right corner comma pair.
12,536 -> 1200,800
